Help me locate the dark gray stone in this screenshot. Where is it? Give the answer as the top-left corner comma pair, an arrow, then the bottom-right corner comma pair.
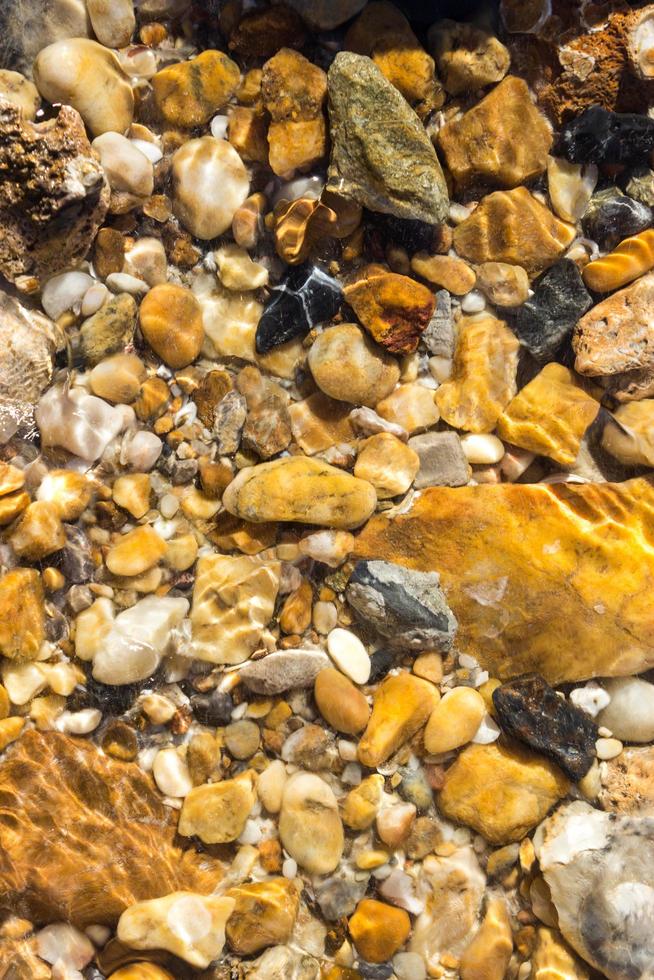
421,290 -> 454,358
513,260 -> 593,362
582,188 -> 653,252
255,264 -> 342,354
315,874 -> 368,921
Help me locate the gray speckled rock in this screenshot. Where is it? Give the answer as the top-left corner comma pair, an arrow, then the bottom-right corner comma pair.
346,559 -> 457,651
239,648 -> 330,695
408,431 -> 470,489
327,52 -> 449,224
0,0 -> 90,76
535,801 -> 654,980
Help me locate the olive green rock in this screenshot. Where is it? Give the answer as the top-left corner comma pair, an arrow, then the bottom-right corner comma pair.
79,293 -> 137,366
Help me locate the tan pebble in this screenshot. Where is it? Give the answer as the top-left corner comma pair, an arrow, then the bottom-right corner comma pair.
109,966 -> 175,980
90,352 -> 146,404
225,719 -> 260,759
214,243 -> 268,291
105,525 -> 166,577
475,262 -> 530,307
139,284 -> 204,369
37,470 -> 91,522
133,376 -> 170,421
460,897 -> 513,980
358,673 -> 439,768
153,50 -> 240,127
343,773 -> 384,830
376,382 -> 440,434
0,569 -> 45,661
355,849 -> 390,870
123,237 -> 168,288
10,501 -> 65,560
180,487 -> 221,521
354,432 -> 420,498
172,137 -> 250,240
547,156 -> 598,225
279,580 -> 313,635
112,473 -> 151,520
429,19 -> 510,95
424,688 -> 486,755
602,399 -> 654,467
0,69 -> 40,120
288,390 -> 354,455
87,0 -> 135,47
313,600 -> 337,634
178,771 -> 256,844
596,737 -> 623,760
583,229 -> 654,293
411,253 -> 476,295
165,533 -> 199,572
0,491 -> 30,527
532,926 -> 591,980
279,771 -> 344,874
92,133 -> 153,198
314,668 -> 370,736
348,899 -> 411,964
308,322 -> 400,407
225,877 -> 299,955
413,652 -> 443,684
257,758 -> 287,814
140,692 -> 176,725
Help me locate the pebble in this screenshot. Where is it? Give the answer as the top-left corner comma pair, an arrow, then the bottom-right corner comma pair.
314,668 -> 370,736
36,922 -> 94,972
224,719 -> 260,759
33,39 -> 134,137
124,430 -> 162,471
408,431 -> 470,489
460,433 -> 504,465
298,530 -> 355,567
354,433 -> 420,498
41,270 -> 94,321
106,525 -> 166,578
313,600 -> 338,635
90,353 -> 145,405
326,628 -> 371,685
86,0 -> 135,47
596,737 -> 623,760
106,272 -> 149,295
152,748 -> 193,798
602,400 -> 654,467
152,50 -> 240,128
308,323 -> 399,407
92,133 -> 153,199
225,878 -> 299,955
37,469 -> 91,521
139,284 -> 204,370
257,759 -> 287,814
596,676 -> 654,742
344,267 -> 435,355
459,897 -> 513,980
358,673 -> 439,768
348,899 -> 411,965
279,771 -> 344,874
573,272 -> 654,381
92,595 -> 188,685
428,19 -> 509,94
513,259 -> 592,363
123,238 -> 167,287
410,253 -> 476,295
376,383 -> 440,434
460,290 -> 486,314
547,156 -> 598,224
239,648 -> 330,695
37,385 -> 126,462
10,500 -> 65,560
56,708 -> 102,735
80,293 -> 138,366
582,228 -> 654,293
178,771 -> 256,844
172,137 -> 249,240
255,264 -> 342,355
215,243 -> 268,291
424,688 -> 486,755
112,473 -> 151,520
557,105 -> 654,166
475,262 -> 530,308
0,69 -> 40,120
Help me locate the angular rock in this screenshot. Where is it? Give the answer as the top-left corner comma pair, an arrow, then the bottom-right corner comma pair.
408,431 -> 470,489
453,187 -> 576,278
223,457 -> 377,529
599,746 -> 654,816
421,290 -> 454,356
376,381 -> 440,434
226,878 -> 299,955
255,264 -> 342,354
513,260 -> 593,362
535,801 -> 654,980
348,899 -> 411,964
0,730 -> 218,927
288,390 -> 354,455
344,264 -> 435,355
239,648 -> 330,695
178,772 -> 256,845
439,76 -> 552,189
410,253 -> 476,295
358,673 -> 439,768
428,19 -> 510,95
190,554 -> 280,665
434,314 -> 519,433
0,289 -> 57,439
262,48 -> 327,175
79,294 -> 138,367
354,477 -> 654,683
602,399 -> 654,466
153,50 -> 240,128
532,927 -> 592,980
582,188 -> 653,253
573,272 -> 654,378
547,156 -> 598,226
438,742 -> 569,845
0,102 -> 108,281
496,363 -> 600,466
459,897 -> 513,980
347,559 -> 457,652
0,568 -> 45,661
326,52 -> 448,224
557,105 -> 654,165
492,675 -> 598,781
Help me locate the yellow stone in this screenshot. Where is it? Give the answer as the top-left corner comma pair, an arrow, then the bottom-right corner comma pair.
314,667 -> 370,735
355,477 -> 654,683
356,849 -> 390,870
348,898 -> 411,964
424,687 -> 486,755
582,228 -> 654,293
0,568 -> 45,661
288,391 -> 355,455
190,553 -> 280,665
0,717 -> 25,753
109,967 -> 174,980
139,284 -> 204,370
343,265 -> 435,355
152,50 -> 240,127
226,878 -> 299,955
0,462 -> 24,497
460,897 -> 513,980
602,399 -> 654,467
453,187 -> 575,278
376,382 -> 440,434
496,363 -> 600,466
434,314 -> 519,433
354,432 -> 420,498
10,501 -> 65,560
0,491 -> 30,526
358,673 -> 439,768
343,774 -> 384,830
437,742 -> 569,844
532,926 -> 591,980
37,470 -> 91,521
438,76 -> 552,189
410,253 -> 476,294
105,525 -> 167,577
165,533 -> 199,573
223,457 -> 377,530
178,771 -> 256,844
268,117 -> 327,176
112,474 -> 151,520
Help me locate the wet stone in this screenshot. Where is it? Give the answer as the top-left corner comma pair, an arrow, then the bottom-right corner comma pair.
513,259 -> 593,363
582,188 -> 653,253
493,674 -> 598,781
557,106 -> 654,166
255,264 -> 342,355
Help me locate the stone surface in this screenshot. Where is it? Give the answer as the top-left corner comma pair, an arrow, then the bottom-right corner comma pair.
153,50 -> 240,127
573,272 -> 654,379
178,772 -> 256,844
255,264 -> 342,354
190,554 -> 280,665
285,0 -> 366,29
493,675 -> 598,780
357,673 -> 439,768
347,559 -> 457,652
496,363 -> 600,466
428,19 -> 510,95
434,314 -> 519,433
344,264 -> 435,355
105,525 -> 166,578
289,391 -> 354,455
438,741 -> 569,844
223,457 -> 377,529
586,226 -> 654,293
557,105 -> 654,166
602,399 -> 654,467
439,76 -> 552,189
239,648 -> 330,695
354,477 -> 654,683
547,157 -> 598,226
513,260 -> 593,363
459,897 -> 513,980
532,927 -> 591,980
424,687 -> 486,755
422,292 -> 454,358
0,568 -> 45,661
86,0 -> 134,47
0,731 -> 218,927
453,188 -> 575,278
315,668 -> 370,735
354,433 -> 419,498
410,253 -> 476,295
262,48 -> 327,176
582,188 -> 652,253
308,323 -> 399,407
376,382 -> 440,433
599,746 -> 654,816
408,431 -> 470,489
597,676 -> 654,743
80,294 -> 138,367
0,102 -> 108,282
326,52 -> 448,224
172,137 -> 249,241
139,284 -> 204,370
348,899 -> 411,964
535,801 -> 654,980
226,878 -> 299,955
279,772 -> 344,875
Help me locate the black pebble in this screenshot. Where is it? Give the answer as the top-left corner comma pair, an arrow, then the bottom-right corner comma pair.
255,263 -> 342,354
190,688 -> 233,726
557,105 -> 654,165
513,259 -> 593,362
367,647 -> 397,684
366,210 -> 437,252
582,188 -> 653,252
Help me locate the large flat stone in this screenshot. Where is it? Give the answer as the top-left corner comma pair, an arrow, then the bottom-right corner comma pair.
355,477 -> 654,683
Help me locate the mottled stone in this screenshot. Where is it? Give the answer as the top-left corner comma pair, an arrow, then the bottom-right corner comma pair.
493,675 -> 597,780
434,314 -> 519,433
178,772 -> 256,845
582,188 -> 652,253
410,253 -> 476,295
496,363 -> 600,466
344,264 -> 435,355
0,731 -> 218,927
226,878 -> 299,955
439,76 -> 552,189
262,48 -> 327,175
240,648 -> 330,695
600,746 -> 654,816
408,431 -> 470,489
513,260 -> 593,363
376,382 -> 440,433
347,559 -> 457,652
354,477 -> 654,683
358,673 -> 439,768
139,283 -> 204,370
453,188 -> 575,278
0,568 -> 45,661
557,105 -> 654,166
354,433 -> 419,498
255,264 -> 342,355
308,323 -> 400,407
288,391 -> 354,455
348,899 -> 410,964
439,742 -> 568,844
153,50 -> 240,127
428,19 -> 510,95
327,52 -> 448,224
80,294 -> 137,367
573,272 -> 654,378
535,801 -> 654,980
0,103 -> 108,282
602,399 -> 654,467
223,457 -> 377,529
279,772 -> 344,875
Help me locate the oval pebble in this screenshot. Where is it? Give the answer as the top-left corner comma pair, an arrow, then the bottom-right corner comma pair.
460,433 -> 505,465
327,627 -> 371,684
152,747 -> 193,797
424,687 -> 486,755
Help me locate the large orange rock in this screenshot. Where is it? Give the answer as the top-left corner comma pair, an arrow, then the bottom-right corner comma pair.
344,264 -> 435,354
355,477 -> 654,683
0,731 -> 220,927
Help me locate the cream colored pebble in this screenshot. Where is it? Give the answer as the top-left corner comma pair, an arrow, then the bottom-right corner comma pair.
123,237 -> 168,286
172,137 -> 250,240
92,132 -> 153,198
460,433 -> 505,465
153,747 -> 193,797
313,600 -> 337,635
595,737 -> 623,760
424,686 -> 486,754
257,758 -> 287,814
86,0 -> 136,48
56,708 -> 102,734
214,244 -> 268,291
327,627 -> 371,685
140,692 -> 176,724
2,662 -> 48,705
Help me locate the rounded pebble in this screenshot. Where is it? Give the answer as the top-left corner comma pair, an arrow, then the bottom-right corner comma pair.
152,747 -> 193,797
139,284 -> 205,369
315,667 -> 370,735
460,433 -> 505,465
596,676 -> 654,742
172,137 -> 250,240
596,737 -> 623,760
424,687 -> 486,755
327,627 -> 371,684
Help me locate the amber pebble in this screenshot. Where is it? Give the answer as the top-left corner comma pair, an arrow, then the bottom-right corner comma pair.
348,898 -> 411,964
152,50 -> 240,128
582,229 -> 654,293
109,965 -> 175,980
101,720 -> 138,761
139,284 -> 204,369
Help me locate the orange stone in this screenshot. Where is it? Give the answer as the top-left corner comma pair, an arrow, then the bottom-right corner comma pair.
344,264 -> 435,354
348,898 -> 411,963
582,229 -> 654,293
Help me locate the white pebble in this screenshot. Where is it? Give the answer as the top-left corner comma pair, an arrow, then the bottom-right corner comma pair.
56,708 -> 102,734
123,236 -> 168,287
327,627 -> 371,684
596,737 -> 623,760
2,662 -> 47,705
273,174 -> 324,205
105,272 -> 150,295
37,386 -> 125,462
257,758 -> 287,814
313,600 -> 337,635
85,925 -> 111,946
118,46 -> 158,78
153,747 -> 193,797
282,857 -> 298,879
449,202 -> 471,224
238,818 -> 262,845
428,356 -> 452,383
210,114 -> 229,139
81,282 -> 110,317
124,430 -> 163,471
342,762 -> 362,785
130,137 -> 163,163
159,493 -> 180,519
597,676 -> 654,742
92,132 -> 154,198
350,406 -> 408,441
36,923 -> 94,970
460,433 -> 505,465
569,681 -> 611,718
338,739 -> 358,762
41,271 -> 94,320
460,289 -> 486,314
393,951 -> 427,980
471,713 -> 501,744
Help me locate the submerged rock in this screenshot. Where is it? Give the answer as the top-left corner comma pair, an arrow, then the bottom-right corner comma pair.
255,264 -> 342,354
582,188 -> 653,252
557,105 -> 654,165
513,259 -> 593,363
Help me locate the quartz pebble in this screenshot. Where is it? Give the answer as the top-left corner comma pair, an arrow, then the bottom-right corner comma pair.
92,133 -> 153,199
152,748 -> 193,798
460,433 -> 504,465
475,262 -> 529,308
327,628 -> 371,685
172,138 -> 249,240
178,772 -> 256,845
354,432 -> 420,498
37,386 -> 125,462
86,0 -> 135,48
596,677 -> 654,743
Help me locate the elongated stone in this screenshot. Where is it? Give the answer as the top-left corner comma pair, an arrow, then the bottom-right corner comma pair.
358,673 -> 439,768
582,228 -> 654,293
255,264 -> 342,354
556,105 -> 654,165
0,568 -> 45,660
354,477 -> 654,683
